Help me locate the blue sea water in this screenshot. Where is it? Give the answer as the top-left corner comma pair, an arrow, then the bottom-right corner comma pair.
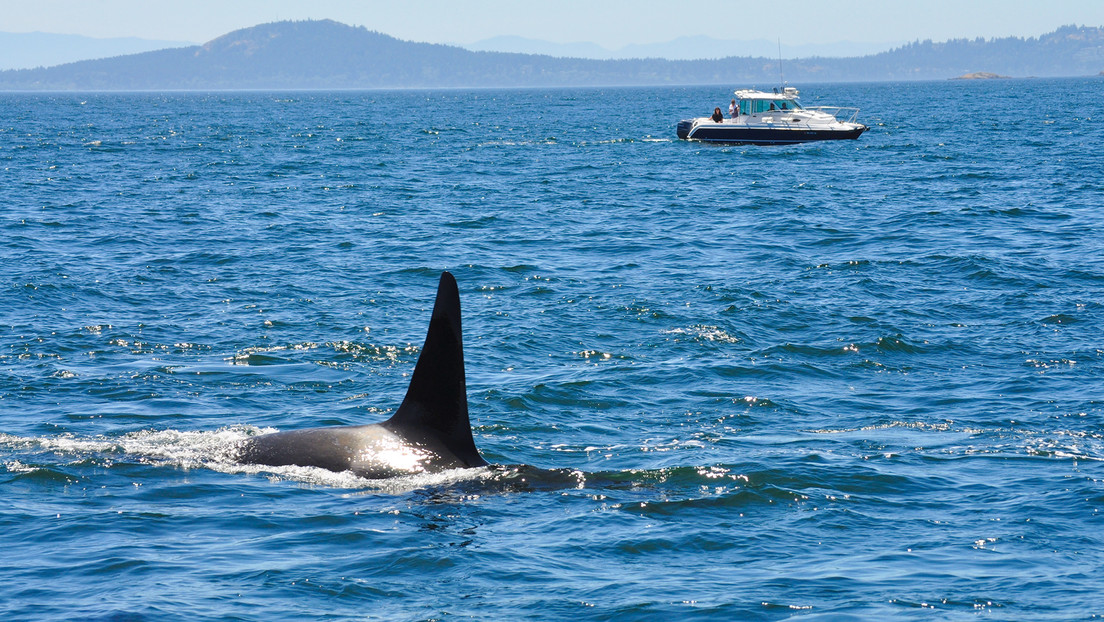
2,78 -> 1103,620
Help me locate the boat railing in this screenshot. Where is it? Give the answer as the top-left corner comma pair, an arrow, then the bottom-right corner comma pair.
806,106 -> 861,123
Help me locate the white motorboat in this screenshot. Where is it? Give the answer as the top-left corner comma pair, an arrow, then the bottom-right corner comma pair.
677,87 -> 867,145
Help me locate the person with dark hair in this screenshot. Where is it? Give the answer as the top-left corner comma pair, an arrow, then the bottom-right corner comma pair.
729,99 -> 737,118
711,107 -> 724,123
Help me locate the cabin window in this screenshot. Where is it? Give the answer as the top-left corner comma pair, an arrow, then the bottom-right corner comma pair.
743,98 -> 803,114
746,101 -> 772,114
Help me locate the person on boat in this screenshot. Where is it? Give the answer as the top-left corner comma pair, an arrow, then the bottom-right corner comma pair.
769,102 -> 777,111
728,99 -> 737,118
711,107 -> 724,123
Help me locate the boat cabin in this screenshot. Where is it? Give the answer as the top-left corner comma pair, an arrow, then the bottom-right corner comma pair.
735,88 -> 803,116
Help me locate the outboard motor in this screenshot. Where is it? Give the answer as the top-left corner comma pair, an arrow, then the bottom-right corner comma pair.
676,119 -> 694,140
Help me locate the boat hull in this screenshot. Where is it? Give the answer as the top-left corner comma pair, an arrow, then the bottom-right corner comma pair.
679,121 -> 866,145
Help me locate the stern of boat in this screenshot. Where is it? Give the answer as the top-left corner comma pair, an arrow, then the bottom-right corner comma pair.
676,119 -> 694,140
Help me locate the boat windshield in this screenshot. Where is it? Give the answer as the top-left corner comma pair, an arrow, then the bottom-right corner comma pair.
741,99 -> 803,114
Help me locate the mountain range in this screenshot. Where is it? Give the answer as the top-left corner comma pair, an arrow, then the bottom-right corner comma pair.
0,30 -> 897,70
461,36 -> 900,61
1,19 -> 1102,90
0,31 -> 195,71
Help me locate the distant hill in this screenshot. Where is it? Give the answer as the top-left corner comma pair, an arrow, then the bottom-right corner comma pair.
1,20 -> 1102,90
0,31 -> 195,71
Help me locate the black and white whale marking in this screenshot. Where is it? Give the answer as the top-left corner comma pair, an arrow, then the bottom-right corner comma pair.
236,272 -> 489,478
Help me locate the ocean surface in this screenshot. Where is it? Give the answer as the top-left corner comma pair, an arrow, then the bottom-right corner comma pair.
2,78 -> 1103,620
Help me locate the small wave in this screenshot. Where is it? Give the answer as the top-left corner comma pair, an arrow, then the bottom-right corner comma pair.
2,459 -> 36,473
810,420 -> 955,435
83,140 -> 127,152
1,427 -> 255,467
1023,357 -> 1078,370
663,325 -> 742,344
808,421 -> 1104,463
475,139 -> 557,147
446,215 -> 499,228
1040,314 -> 1079,325
574,349 -> 627,362
577,138 -> 636,146
228,342 -> 416,366
241,461 -> 494,492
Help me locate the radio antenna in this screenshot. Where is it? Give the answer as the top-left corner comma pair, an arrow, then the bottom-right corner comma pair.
777,38 -> 785,90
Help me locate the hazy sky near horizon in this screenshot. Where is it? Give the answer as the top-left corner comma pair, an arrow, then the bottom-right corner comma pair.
3,0 -> 1103,48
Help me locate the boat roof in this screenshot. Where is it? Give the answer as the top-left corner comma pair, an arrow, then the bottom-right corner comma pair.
734,87 -> 800,100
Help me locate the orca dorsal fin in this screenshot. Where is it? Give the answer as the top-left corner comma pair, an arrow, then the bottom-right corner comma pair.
387,271 -> 487,467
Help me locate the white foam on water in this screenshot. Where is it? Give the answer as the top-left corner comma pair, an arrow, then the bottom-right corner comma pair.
1,427 -> 495,490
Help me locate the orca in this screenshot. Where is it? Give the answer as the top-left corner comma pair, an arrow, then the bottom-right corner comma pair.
236,271 -> 489,478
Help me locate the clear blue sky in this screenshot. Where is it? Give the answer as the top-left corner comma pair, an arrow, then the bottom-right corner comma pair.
3,0 -> 1103,46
